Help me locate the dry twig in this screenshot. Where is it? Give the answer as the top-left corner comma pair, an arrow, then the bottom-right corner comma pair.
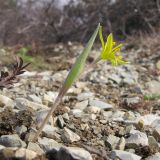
0,57 -> 30,89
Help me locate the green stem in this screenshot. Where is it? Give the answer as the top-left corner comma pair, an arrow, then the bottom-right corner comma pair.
32,88 -> 66,142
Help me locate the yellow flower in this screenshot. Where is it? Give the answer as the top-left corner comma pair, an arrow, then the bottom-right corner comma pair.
99,26 -> 129,66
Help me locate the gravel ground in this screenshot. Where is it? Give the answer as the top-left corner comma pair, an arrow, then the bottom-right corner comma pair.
0,43 -> 160,160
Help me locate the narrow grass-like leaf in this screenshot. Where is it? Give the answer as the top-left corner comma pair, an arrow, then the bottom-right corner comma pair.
60,23 -> 100,94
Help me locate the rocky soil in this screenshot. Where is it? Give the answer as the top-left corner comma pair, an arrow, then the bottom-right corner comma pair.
0,42 -> 160,160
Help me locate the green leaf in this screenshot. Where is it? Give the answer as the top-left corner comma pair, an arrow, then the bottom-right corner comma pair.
61,23 -> 100,93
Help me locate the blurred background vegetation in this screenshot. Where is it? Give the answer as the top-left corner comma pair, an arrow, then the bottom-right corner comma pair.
0,0 -> 160,99
0,0 -> 159,45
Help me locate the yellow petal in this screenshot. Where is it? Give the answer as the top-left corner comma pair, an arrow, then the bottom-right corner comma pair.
117,58 -> 129,64
104,33 -> 113,54
100,33 -> 113,59
99,26 -> 105,49
112,44 -> 122,53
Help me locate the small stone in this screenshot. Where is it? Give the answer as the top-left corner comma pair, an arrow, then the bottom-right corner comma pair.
148,136 -> 160,152
119,127 -> 126,136
25,128 -> 37,142
77,92 -> 94,101
37,71 -> 53,76
80,124 -> 90,131
57,115 -> 65,128
120,71 -> 134,79
15,125 -> 27,135
112,110 -> 125,121
15,98 -> 47,111
42,124 -> 59,139
70,109 -> 83,118
0,134 -> 26,147
81,113 -> 94,122
67,87 -> 81,94
27,142 -> 44,155
124,97 -> 140,107
84,106 -> 101,114
99,120 -> 107,124
123,111 -> 137,121
145,153 -> 160,160
43,95 -> 52,106
58,147 -> 93,160
61,127 -> 80,143
75,82 -> 87,88
36,109 -> 53,127
44,91 -> 58,102
89,99 -> 113,110
0,147 -> 16,158
20,71 -> 37,77
15,148 -> 37,159
40,76 -> 51,87
89,114 -> 97,120
111,150 -> 141,160
101,111 -> 113,120
0,95 -> 14,107
105,135 -> 120,150
75,100 -> 88,110
146,81 -> 160,94
0,148 -> 37,159
28,94 -> 42,104
125,125 -> 135,134
118,137 -> 126,150
123,78 -> 135,85
153,127 -> 160,142
151,119 -> 160,129
92,126 -> 101,135
138,114 -> 160,126
109,74 -> 122,84
63,106 -> 70,113
38,137 -> 61,152
126,131 -> 148,148
62,113 -> 70,121
126,149 -> 135,154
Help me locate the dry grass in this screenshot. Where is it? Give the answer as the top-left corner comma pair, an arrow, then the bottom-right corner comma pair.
126,30 -> 160,54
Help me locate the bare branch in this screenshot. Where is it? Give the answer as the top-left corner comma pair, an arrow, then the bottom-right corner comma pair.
0,57 -> 30,89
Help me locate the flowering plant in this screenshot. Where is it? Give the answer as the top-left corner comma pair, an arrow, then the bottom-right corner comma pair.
33,24 -> 129,141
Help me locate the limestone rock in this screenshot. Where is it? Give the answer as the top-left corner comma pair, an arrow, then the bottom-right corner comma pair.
126,131 -> 148,148
61,127 -> 80,143
15,125 -> 27,135
0,147 -> 37,159
27,142 -> 44,155
77,92 -> 94,101
38,137 -> 61,152
111,150 -> 141,160
0,95 -> 14,107
89,99 -> 113,110
0,134 -> 26,148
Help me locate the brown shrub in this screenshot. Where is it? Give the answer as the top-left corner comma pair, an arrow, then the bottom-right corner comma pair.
0,0 -> 159,45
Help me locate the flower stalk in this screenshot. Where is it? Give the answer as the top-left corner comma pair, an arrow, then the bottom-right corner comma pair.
32,24 -> 129,142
